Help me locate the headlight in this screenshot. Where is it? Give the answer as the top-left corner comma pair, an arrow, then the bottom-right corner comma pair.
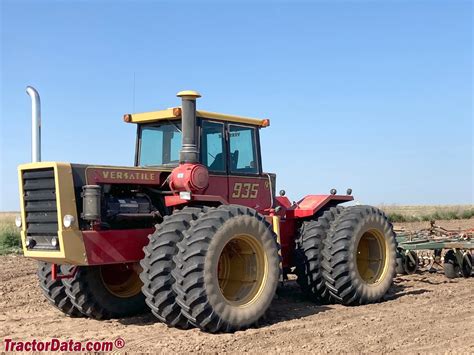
63,215 -> 75,228
15,216 -> 22,228
51,237 -> 58,247
25,237 -> 36,248
179,191 -> 191,200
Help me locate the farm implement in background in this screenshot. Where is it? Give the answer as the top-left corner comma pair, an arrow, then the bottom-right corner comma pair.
395,221 -> 474,278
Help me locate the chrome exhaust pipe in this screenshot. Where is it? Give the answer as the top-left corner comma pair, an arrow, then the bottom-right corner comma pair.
26,86 -> 41,162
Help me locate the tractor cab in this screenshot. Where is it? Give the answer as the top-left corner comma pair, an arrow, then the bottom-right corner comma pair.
126,99 -> 269,173
124,91 -> 275,210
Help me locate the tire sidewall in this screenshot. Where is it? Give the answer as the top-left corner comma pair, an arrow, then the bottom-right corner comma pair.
203,215 -> 279,326
78,266 -> 145,316
347,214 -> 396,302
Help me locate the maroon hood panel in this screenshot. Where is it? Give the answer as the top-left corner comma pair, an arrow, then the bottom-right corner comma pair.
84,166 -> 169,185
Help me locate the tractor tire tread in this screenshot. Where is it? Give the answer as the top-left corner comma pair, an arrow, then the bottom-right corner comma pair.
172,204 -> 279,333
37,262 -> 83,317
140,206 -> 207,329
295,206 -> 344,303
322,205 -> 396,306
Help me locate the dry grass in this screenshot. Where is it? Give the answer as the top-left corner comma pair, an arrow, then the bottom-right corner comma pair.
378,204 -> 474,222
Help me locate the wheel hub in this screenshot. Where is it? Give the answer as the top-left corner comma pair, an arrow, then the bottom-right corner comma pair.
100,264 -> 143,298
217,234 -> 267,307
356,229 -> 387,284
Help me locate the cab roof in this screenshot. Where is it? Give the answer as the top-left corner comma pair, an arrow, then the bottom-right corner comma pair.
123,107 -> 270,128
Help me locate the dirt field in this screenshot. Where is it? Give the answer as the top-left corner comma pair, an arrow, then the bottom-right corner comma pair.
1,253 -> 473,353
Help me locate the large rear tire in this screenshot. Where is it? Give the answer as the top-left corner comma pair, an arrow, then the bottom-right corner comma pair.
295,207 -> 343,303
322,205 -> 396,305
140,206 -> 206,329
64,263 -> 146,319
173,205 -> 280,333
37,262 -> 83,317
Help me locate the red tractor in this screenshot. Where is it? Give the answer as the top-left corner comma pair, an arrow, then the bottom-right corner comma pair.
17,89 -> 396,332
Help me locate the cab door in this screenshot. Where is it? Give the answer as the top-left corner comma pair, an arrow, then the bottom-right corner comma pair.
200,120 -> 229,201
226,124 -> 272,212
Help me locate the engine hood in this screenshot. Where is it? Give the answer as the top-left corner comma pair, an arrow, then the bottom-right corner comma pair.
66,163 -> 172,188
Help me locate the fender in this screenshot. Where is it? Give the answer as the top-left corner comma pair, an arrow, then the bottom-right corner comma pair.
287,194 -> 353,219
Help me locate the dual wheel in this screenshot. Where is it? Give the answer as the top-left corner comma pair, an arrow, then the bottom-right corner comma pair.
37,261 -> 146,319
38,204 -> 395,330
296,205 -> 397,305
140,205 -> 280,333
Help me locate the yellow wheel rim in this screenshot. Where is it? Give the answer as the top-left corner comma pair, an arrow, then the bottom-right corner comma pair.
356,229 -> 387,284
100,264 -> 143,298
217,234 -> 267,307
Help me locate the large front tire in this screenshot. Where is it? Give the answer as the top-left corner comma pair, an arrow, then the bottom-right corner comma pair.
322,206 -> 396,305
173,205 -> 280,333
37,262 -> 83,317
64,264 -> 146,319
140,206 -> 206,329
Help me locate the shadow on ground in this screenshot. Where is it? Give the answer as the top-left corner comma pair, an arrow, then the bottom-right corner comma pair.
263,281 -> 332,326
384,277 -> 431,301
119,278 -> 433,329
118,280 -> 332,329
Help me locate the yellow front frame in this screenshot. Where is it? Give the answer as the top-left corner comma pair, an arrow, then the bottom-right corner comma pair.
18,162 -> 88,265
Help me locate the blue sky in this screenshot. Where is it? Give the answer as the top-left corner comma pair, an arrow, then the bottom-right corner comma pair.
1,0 -> 472,211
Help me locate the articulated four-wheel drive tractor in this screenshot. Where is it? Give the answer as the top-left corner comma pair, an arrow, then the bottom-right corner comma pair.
17,89 -> 396,333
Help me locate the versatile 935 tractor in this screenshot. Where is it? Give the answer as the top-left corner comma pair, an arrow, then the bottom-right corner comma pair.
17,89 -> 396,332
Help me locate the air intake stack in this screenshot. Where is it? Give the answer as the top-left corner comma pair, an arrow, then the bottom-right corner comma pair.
177,90 -> 201,164
169,90 -> 209,196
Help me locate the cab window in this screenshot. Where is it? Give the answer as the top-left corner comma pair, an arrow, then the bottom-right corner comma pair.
201,121 -> 226,172
229,125 -> 258,174
139,123 -> 181,167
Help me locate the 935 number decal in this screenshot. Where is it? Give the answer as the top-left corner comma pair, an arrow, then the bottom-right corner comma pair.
232,182 -> 259,199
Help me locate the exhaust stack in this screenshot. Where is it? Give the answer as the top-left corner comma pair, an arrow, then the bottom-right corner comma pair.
26,86 -> 41,162
177,90 -> 201,164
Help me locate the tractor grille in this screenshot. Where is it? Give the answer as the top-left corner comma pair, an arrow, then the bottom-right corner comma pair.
22,168 -> 59,250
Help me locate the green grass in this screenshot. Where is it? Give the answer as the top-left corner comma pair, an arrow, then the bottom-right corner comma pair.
382,207 -> 474,223
0,213 -> 22,255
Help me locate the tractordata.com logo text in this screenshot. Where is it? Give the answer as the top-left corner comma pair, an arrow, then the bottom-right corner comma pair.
3,338 -> 125,352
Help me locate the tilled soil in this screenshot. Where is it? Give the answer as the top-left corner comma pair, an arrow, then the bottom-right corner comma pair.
1,255 -> 473,353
